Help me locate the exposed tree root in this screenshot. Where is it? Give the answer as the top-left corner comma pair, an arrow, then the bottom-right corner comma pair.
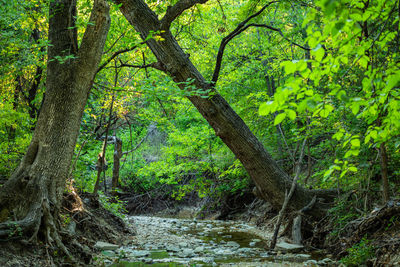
0,176 -> 134,265
310,200 -> 400,262
341,202 -> 400,246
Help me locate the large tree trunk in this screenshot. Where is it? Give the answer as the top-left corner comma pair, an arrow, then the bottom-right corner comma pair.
0,0 -> 110,251
116,0 -> 335,217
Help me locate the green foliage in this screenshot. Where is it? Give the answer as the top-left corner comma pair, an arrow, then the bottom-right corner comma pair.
7,222 -> 23,238
0,0 -> 399,223
340,238 -> 375,266
328,198 -> 359,238
99,192 -> 127,219
0,101 -> 31,178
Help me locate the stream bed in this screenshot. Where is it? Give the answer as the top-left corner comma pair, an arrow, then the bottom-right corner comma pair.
98,216 -> 334,266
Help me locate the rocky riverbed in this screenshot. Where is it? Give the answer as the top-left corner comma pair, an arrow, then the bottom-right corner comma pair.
95,216 -> 336,266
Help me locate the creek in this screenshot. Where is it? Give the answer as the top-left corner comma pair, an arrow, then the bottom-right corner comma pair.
98,216 -> 333,266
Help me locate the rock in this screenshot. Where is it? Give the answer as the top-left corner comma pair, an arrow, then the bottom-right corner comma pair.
194,246 -> 204,253
94,241 -> 119,251
226,241 -> 240,248
178,241 -> 189,247
214,249 -> 234,255
304,259 -> 318,266
103,259 -> 113,265
101,250 -> 116,257
318,258 -> 335,265
167,246 -> 180,252
129,250 -> 151,257
191,257 -> 215,264
177,248 -> 195,258
249,241 -> 257,247
237,247 -> 253,253
182,248 -> 195,257
296,254 -> 311,260
276,241 -> 304,252
144,258 -> 153,264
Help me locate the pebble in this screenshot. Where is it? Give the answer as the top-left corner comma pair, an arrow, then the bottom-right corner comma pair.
102,215 -> 328,266
194,246 -> 204,253
304,259 -> 318,266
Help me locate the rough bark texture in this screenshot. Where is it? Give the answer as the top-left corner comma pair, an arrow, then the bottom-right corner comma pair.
0,0 -> 110,250
116,0 -> 336,217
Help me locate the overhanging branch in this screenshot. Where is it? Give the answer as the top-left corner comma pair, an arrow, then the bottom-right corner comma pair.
249,23 -> 311,51
211,1 -> 278,84
211,1 -> 310,84
160,0 -> 208,30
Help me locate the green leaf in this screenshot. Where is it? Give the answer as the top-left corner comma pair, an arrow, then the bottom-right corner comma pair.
313,46 -> 325,62
274,113 -> 286,125
348,166 -> 358,172
351,103 -> 360,115
359,55 -> 369,69
323,168 -> 334,180
259,101 -> 273,116
282,61 -> 296,75
286,109 -> 297,120
333,131 -> 344,140
320,104 -> 334,118
370,130 -> 378,140
385,71 -> 400,91
351,138 -> 360,148
306,98 -> 317,110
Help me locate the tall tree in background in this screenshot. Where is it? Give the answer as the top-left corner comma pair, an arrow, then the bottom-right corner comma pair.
115,0 -> 335,217
0,0 -> 110,252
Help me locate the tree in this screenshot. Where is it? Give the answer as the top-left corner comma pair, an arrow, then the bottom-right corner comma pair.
0,0 -> 110,254
114,0 -> 336,217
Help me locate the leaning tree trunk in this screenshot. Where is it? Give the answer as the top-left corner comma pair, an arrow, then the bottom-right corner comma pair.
116,0 -> 335,218
0,0 -> 110,251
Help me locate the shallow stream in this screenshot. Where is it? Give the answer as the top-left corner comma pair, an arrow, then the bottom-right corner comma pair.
99,216 -> 332,266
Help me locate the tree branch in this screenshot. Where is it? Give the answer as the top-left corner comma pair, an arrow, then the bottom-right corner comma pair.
211,1 -> 278,84
160,0 -> 208,30
97,42 -> 145,73
249,23 -> 311,50
77,0 -> 110,74
118,61 -> 166,71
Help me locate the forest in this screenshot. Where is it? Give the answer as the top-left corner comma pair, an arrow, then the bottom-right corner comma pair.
0,0 -> 399,266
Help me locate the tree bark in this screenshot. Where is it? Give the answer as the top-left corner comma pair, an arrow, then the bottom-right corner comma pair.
112,133 -> 123,194
0,0 -> 110,251
380,142 -> 390,202
115,0 -> 335,217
